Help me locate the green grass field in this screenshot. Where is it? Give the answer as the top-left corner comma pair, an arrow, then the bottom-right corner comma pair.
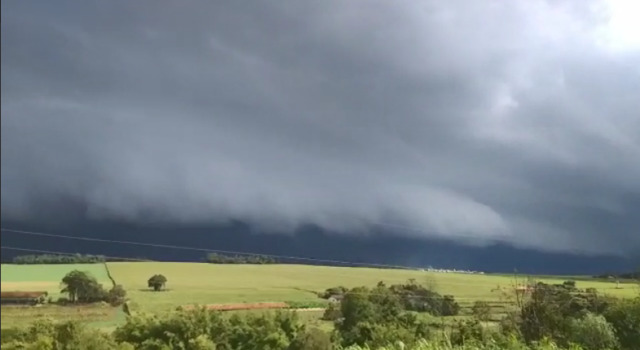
1,262 -> 637,330
0,263 -> 119,329
1,264 -> 112,297
106,262 -> 638,313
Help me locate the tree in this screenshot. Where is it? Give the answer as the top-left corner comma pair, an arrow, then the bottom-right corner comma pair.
568,313 -> 619,350
60,270 -> 105,303
289,328 -> 333,350
147,274 -> 167,291
604,297 -> 640,350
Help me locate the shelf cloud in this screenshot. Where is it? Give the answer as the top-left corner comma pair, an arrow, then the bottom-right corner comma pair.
2,0 -> 639,256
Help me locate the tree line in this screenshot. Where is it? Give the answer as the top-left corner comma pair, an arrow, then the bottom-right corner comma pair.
205,252 -> 278,264
12,254 -> 107,264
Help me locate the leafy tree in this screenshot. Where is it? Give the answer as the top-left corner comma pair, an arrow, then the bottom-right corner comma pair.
289,328 -> 333,350
568,313 -> 618,350
604,297 -> 640,350
387,280 -> 460,316
1,320 -> 131,350
336,286 -> 430,347
322,302 -> 342,321
147,274 -> 167,291
114,308 -> 303,349
440,295 -> 460,316
60,270 -> 106,303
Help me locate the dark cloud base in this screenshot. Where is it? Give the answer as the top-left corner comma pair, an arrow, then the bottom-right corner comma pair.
1,220 -> 635,275
2,0 -> 639,261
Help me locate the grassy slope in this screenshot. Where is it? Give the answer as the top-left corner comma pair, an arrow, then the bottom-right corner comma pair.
106,262 -> 638,313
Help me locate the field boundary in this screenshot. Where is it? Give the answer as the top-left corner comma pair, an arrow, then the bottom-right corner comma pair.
182,302 -> 290,311
103,263 -> 117,288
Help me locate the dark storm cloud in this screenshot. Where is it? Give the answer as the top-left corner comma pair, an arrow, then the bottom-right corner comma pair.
2,0 -> 639,255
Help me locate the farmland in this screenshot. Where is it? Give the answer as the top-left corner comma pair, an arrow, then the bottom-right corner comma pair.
1,262 -> 637,330
1,263 -> 112,298
0,263 -> 120,329
106,262 -> 636,313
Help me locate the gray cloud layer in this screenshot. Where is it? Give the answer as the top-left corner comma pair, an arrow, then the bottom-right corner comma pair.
2,0 -> 639,255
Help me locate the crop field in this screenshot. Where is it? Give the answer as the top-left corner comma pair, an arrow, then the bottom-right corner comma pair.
1,262 -> 637,330
106,262 -> 637,313
1,264 -> 112,297
0,264 -> 120,329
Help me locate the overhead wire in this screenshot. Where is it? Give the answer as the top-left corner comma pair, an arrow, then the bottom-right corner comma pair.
1,228 -> 633,293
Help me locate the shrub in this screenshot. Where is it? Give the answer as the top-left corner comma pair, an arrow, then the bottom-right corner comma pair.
567,313 -> 618,350
106,285 -> 127,306
322,302 -> 342,321
290,328 -> 333,350
472,301 -> 492,322
604,297 -> 640,350
1,320 -> 129,350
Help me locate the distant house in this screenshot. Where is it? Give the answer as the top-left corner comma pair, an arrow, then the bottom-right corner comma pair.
0,291 -> 48,305
327,294 -> 344,303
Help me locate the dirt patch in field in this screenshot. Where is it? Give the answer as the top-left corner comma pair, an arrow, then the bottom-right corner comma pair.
1,282 -> 58,291
183,302 -> 289,311
291,308 -> 325,312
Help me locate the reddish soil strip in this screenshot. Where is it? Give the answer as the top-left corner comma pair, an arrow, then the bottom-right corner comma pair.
183,302 -> 289,311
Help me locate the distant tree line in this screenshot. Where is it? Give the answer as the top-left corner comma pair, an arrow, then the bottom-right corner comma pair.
12,254 -> 107,264
594,270 -> 640,280
205,252 -> 277,264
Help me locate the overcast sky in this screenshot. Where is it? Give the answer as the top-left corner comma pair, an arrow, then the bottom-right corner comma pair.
2,0 -> 639,257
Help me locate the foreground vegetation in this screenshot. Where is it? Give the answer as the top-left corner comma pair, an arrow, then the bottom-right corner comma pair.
1,260 -> 638,349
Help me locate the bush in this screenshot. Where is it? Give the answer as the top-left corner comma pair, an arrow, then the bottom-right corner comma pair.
289,328 -> 333,350
568,313 -> 618,350
106,285 -> 127,306
472,301 -> 492,322
322,302 -> 342,321
1,320 -> 130,350
114,308 -> 304,349
604,297 -> 640,350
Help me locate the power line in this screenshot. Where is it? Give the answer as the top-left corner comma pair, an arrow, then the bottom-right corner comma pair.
0,228 -> 436,270
1,246 -> 631,302
0,246 -> 516,302
1,228 -> 634,292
